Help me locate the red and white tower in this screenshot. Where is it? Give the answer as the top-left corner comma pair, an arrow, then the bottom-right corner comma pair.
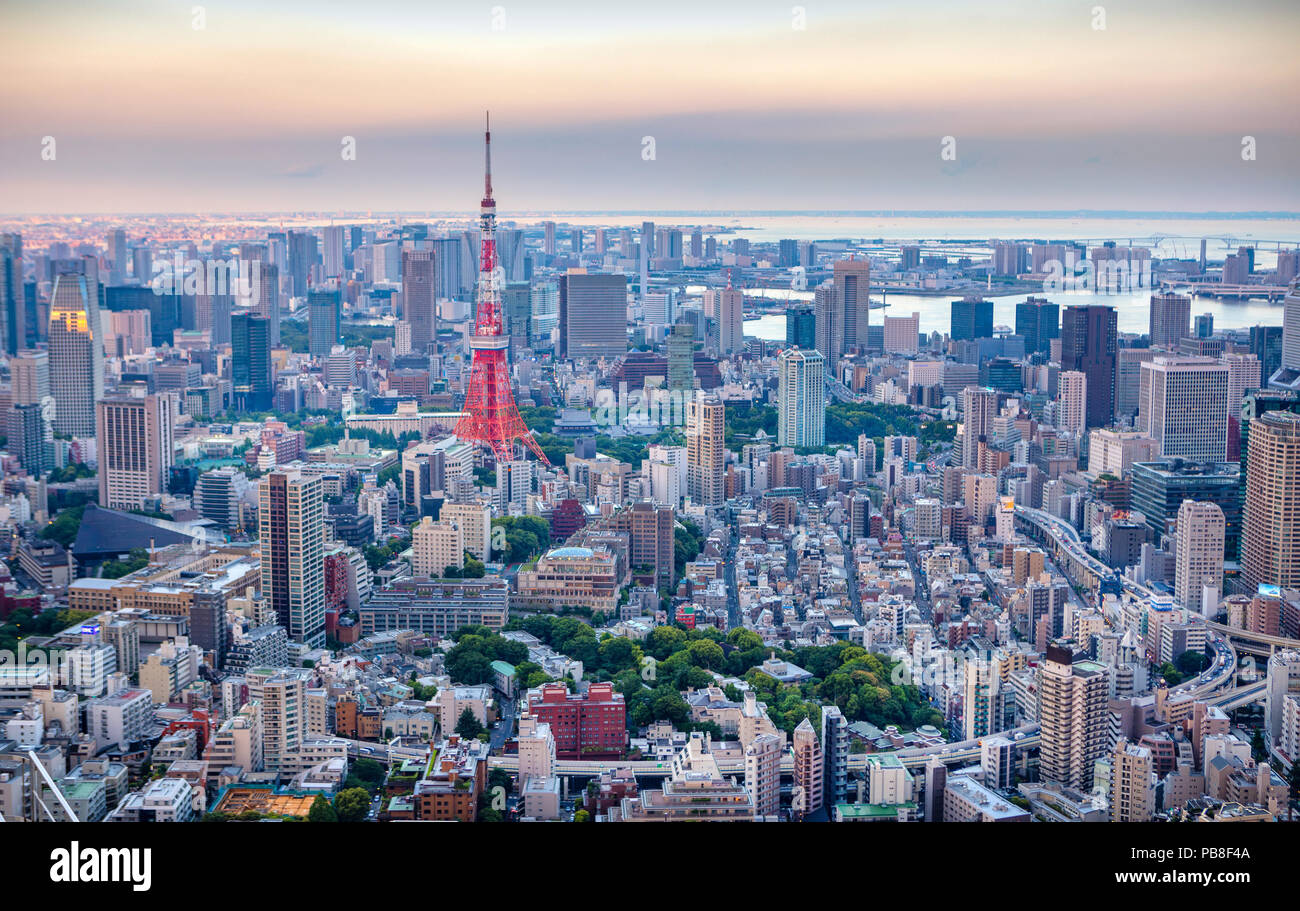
454,114 -> 550,465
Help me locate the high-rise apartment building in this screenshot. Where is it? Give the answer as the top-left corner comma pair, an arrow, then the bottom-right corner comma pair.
777,348 -> 825,448
1060,305 -> 1117,428
1109,740 -> 1156,822
1038,645 -> 1109,790
49,272 -> 103,437
1243,410 -> 1300,591
96,392 -> 176,511
686,393 -> 725,507
792,717 -> 824,819
960,386 -> 998,469
1138,356 -> 1229,462
1057,370 -> 1087,437
744,732 -> 782,819
1173,499 -> 1225,617
813,281 -> 842,365
259,470 -> 326,647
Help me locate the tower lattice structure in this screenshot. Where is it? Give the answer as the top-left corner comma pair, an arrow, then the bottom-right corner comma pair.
454,114 -> 550,466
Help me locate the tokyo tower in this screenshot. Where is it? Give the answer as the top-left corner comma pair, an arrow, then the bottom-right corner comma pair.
454,114 -> 550,466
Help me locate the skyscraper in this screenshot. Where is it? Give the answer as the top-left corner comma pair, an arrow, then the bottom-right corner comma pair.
559,271 -> 628,360
703,287 -> 743,356
96,392 -> 176,511
960,386 -> 998,469
1243,410 -> 1300,591
813,280 -> 842,365
286,230 -> 317,298
820,705 -> 849,807
777,348 -> 825,448
232,312 -> 272,412
786,303 -> 816,351
686,392 -> 724,507
1279,282 -> 1300,375
1038,645 -> 1109,790
1015,296 -> 1058,356
1138,356 -> 1229,462
1148,292 -> 1191,350
666,322 -> 696,395
1173,499 -> 1225,617
402,247 -> 437,353
259,469 -> 326,648
0,233 -> 25,355
1250,325 -> 1283,388
307,287 -> 341,358
950,296 -> 993,341
1056,370 -> 1087,437
833,258 -> 870,353
1060,304 -> 1117,429
48,272 -> 103,437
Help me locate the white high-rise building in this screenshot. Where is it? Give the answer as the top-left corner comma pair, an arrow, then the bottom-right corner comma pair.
777,348 -> 825,448
686,393 -> 725,506
703,287 -> 744,356
1221,352 -> 1261,419
744,732 -> 782,819
258,470 -> 325,647
96,392 -> 176,511
1138,356 -> 1229,462
883,311 -> 920,355
1173,499 -> 1225,617
1057,370 -> 1088,437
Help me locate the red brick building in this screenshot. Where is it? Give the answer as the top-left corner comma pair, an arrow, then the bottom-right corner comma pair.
527,682 -> 626,759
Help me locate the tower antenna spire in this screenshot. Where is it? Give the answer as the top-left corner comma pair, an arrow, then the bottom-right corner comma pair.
483,111 -> 493,205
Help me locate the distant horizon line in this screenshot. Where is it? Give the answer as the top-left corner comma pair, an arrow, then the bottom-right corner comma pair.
3,209 -> 1299,221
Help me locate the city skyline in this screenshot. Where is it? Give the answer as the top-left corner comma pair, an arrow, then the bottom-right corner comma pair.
2,0 -> 1299,213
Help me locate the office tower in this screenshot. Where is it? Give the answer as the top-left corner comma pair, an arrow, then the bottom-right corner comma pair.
0,234 -> 25,355
786,303 -> 815,351
430,236 -> 461,301
744,732 -> 782,819
402,248 -> 437,353
792,717 -> 824,819
259,470 -> 326,648
497,228 -> 525,282
1222,352 -> 1261,421
991,241 -> 1028,276
813,281 -> 842,365
232,312 -> 273,411
307,287 -> 341,358
686,393 -> 725,507
666,322 -> 696,394
322,225 -> 345,277
1057,370 -> 1087,436
559,271 -> 628,359
777,348 -> 825,448
883,311 -> 920,355
1038,645 -> 1109,790
821,705 -> 849,807
48,273 -> 103,437
642,290 -> 676,327
1194,313 -> 1214,338
1173,500 -> 1225,617
132,246 -> 152,284
950,296 -> 993,341
1148,292 -> 1191,349
246,260 -> 279,347
1281,284 -> 1300,375
960,386 -> 997,469
286,230 -> 317,298
96,393 -> 176,511
1243,410 -> 1300,591
1138,357 -> 1229,462
1250,325 -> 1283,388
570,227 -> 584,255
542,221 -> 556,256
1109,740 -> 1155,822
195,468 -> 240,530
1114,346 -> 1155,423
833,257 -> 870,352
703,287 -> 743,356
1060,305 -> 1117,428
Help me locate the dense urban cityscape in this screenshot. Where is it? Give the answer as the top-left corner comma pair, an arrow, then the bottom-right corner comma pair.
0,11 -> 1296,893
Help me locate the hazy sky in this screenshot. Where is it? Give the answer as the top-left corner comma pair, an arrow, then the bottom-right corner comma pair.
2,0 -> 1297,214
